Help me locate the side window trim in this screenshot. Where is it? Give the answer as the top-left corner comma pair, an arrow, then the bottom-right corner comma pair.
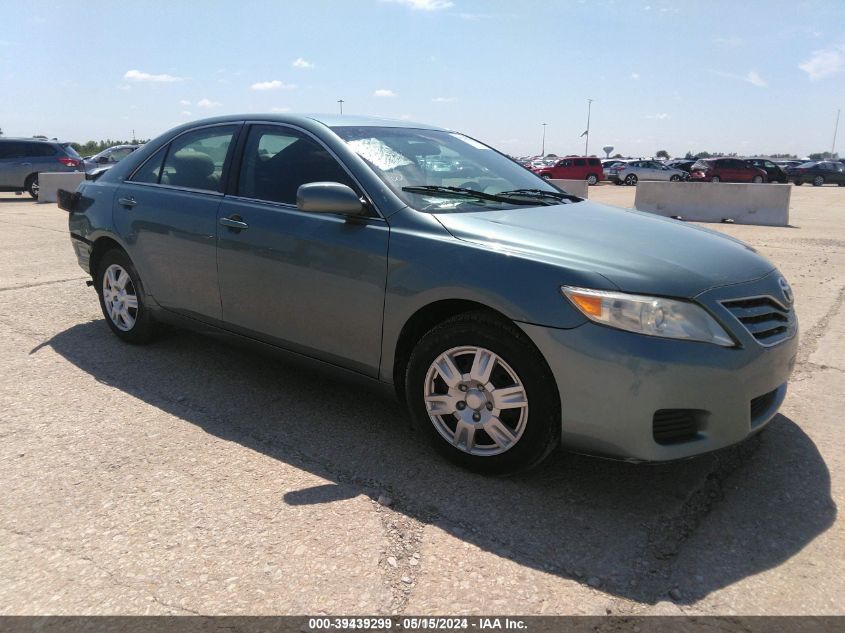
229,121 -> 383,219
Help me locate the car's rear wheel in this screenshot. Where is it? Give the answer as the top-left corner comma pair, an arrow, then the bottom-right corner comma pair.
24,174 -> 39,199
813,176 -> 824,187
96,249 -> 159,344
670,175 -> 681,182
541,174 -> 552,180
794,180 -> 803,186
752,175 -> 764,183
405,312 -> 559,474
586,174 -> 598,185
624,174 -> 638,186
710,176 -> 721,183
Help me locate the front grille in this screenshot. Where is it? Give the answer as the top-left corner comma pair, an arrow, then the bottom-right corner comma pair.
653,409 -> 699,445
750,388 -> 778,424
721,296 -> 792,346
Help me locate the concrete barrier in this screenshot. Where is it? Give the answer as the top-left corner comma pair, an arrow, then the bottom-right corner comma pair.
633,181 -> 790,226
37,172 -> 86,203
549,179 -> 589,198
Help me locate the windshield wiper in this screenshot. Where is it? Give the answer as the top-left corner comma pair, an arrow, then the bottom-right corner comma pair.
496,188 -> 582,203
401,185 -> 538,205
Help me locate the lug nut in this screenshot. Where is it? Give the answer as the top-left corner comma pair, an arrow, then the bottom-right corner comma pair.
456,401 -> 466,410
459,384 -> 468,392
486,403 -> 493,411
472,412 -> 481,422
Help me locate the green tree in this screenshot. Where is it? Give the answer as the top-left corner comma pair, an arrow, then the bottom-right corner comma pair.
808,151 -> 839,160
655,149 -> 670,159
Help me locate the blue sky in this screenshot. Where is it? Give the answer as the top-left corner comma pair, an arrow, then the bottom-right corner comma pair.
1,0 -> 843,157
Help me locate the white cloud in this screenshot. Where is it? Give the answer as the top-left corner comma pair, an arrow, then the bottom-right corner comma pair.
271,107 -> 291,113
179,99 -> 191,106
124,69 -> 183,83
799,45 -> 845,80
180,111 -> 192,117
630,72 -> 640,80
292,57 -> 315,69
382,0 -> 453,9
646,113 -> 670,120
373,88 -> 397,97
432,96 -> 457,102
250,80 -> 296,91
745,70 -> 767,87
196,98 -> 222,108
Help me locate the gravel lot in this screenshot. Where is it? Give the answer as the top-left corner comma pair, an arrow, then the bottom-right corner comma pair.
0,186 -> 842,615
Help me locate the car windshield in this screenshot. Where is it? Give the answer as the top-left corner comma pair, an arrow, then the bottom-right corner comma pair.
332,126 -> 579,211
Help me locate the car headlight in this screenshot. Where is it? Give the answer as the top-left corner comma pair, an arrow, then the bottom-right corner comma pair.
561,286 -> 734,347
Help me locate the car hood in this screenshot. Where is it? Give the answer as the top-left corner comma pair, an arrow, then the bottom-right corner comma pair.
432,201 -> 775,298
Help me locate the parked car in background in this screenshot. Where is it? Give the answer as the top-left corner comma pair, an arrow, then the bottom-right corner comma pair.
602,159 -> 626,180
61,113 -> 797,473
0,138 -> 83,198
607,160 -> 687,185
745,158 -> 788,184
787,161 -> 845,186
774,160 -> 803,170
533,156 -> 604,185
83,144 -> 141,173
665,159 -> 697,174
689,158 -> 767,183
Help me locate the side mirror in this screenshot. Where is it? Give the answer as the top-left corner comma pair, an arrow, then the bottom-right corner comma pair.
296,182 -> 367,217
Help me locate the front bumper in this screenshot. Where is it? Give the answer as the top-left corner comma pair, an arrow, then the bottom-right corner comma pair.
517,271 -> 798,461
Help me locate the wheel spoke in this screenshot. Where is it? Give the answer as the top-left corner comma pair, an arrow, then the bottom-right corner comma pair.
469,348 -> 496,385
123,294 -> 138,310
425,393 -> 456,415
115,269 -> 129,290
106,267 -> 118,289
484,417 -> 516,449
433,352 -> 463,387
491,384 -> 528,410
453,421 -> 476,452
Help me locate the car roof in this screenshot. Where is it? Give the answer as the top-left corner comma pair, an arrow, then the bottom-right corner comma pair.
0,137 -> 67,144
176,113 -> 447,131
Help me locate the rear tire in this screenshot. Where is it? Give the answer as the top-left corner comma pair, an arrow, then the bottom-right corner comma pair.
624,174 -> 638,186
813,176 -> 824,187
752,175 -> 764,183
541,174 -> 552,180
96,249 -> 160,344
670,175 -> 681,182
710,176 -> 721,183
24,174 -> 39,199
405,311 -> 560,474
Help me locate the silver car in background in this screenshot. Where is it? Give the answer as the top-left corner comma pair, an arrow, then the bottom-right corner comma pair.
609,160 -> 688,186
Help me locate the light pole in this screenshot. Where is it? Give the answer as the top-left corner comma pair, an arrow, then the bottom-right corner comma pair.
833,108 -> 841,156
541,122 -> 547,156
584,99 -> 593,156
338,99 -> 344,115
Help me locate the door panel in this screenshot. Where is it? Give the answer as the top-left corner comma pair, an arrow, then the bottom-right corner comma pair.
114,183 -> 224,321
217,199 -> 389,376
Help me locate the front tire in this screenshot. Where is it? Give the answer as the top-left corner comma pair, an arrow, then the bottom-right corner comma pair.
405,312 -> 560,474
25,174 -> 39,199
813,176 -> 824,187
586,174 -> 598,185
541,174 -> 552,180
670,175 -> 681,182
710,176 -> 721,183
624,174 -> 638,186
752,175 -> 764,183
96,249 -> 159,344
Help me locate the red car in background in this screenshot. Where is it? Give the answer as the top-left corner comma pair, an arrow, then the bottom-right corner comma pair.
532,156 -> 604,185
689,158 -> 767,183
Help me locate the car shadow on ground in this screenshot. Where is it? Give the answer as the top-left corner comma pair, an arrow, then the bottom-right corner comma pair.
0,196 -> 33,203
38,320 -> 836,605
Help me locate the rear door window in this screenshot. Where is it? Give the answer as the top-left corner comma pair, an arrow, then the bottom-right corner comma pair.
574,158 -> 586,167
131,146 -> 168,184
160,126 -> 237,192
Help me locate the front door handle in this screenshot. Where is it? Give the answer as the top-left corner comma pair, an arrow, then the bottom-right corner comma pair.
118,196 -> 137,208
219,216 -> 249,230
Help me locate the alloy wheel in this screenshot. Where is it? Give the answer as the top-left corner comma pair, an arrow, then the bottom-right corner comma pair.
424,346 -> 529,456
813,176 -> 824,187
102,264 -> 139,331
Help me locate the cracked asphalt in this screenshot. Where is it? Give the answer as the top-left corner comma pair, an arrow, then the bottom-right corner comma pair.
0,186 -> 842,615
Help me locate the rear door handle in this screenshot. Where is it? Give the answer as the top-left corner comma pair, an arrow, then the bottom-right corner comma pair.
219,216 -> 249,230
118,197 -> 137,208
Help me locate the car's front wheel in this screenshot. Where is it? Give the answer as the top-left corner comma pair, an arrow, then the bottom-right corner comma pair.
586,174 -> 598,185
405,312 -> 559,474
624,174 -> 638,186
541,174 -> 552,180
670,175 -> 681,182
752,175 -> 764,183
710,176 -> 721,183
813,176 -> 825,187
96,249 -> 159,344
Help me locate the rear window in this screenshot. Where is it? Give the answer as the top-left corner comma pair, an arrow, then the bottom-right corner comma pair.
61,143 -> 81,158
26,143 -> 57,157
691,161 -> 709,170
588,158 -> 601,166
